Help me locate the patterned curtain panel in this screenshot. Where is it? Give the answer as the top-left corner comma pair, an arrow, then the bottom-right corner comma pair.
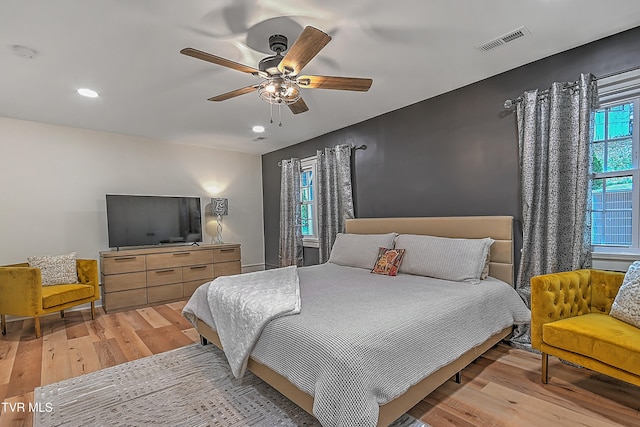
512,73 -> 598,348
279,158 -> 303,267
317,144 -> 355,263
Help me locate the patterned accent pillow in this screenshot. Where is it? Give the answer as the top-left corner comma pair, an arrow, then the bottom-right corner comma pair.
371,247 -> 406,276
609,261 -> 640,328
480,252 -> 491,280
621,260 -> 640,286
27,252 -> 78,286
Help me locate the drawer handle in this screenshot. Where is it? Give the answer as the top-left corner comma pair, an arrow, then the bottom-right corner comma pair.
190,265 -> 207,270
114,256 -> 137,261
156,269 -> 175,274
173,252 -> 190,256
220,249 -> 235,253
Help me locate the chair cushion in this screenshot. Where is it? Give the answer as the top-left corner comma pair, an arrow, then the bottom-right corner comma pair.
542,313 -> 640,376
41,284 -> 95,309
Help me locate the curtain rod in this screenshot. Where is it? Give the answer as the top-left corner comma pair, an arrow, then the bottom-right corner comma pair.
277,144 -> 367,166
503,64 -> 640,109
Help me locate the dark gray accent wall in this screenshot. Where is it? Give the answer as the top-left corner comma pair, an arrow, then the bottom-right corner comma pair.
262,27 -> 640,269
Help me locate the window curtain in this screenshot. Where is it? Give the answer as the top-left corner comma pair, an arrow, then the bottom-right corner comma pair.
317,144 -> 355,263
279,158 -> 303,267
511,73 -> 598,348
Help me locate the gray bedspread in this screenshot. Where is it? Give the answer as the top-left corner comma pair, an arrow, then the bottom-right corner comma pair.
183,263 -> 530,427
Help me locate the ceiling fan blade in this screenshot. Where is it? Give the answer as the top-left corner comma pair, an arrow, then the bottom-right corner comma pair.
296,75 -> 373,92
288,97 -> 309,115
180,47 -> 260,75
208,85 -> 258,102
277,26 -> 331,76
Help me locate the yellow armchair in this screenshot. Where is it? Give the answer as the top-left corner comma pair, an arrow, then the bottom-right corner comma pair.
0,259 -> 99,338
531,269 -> 640,387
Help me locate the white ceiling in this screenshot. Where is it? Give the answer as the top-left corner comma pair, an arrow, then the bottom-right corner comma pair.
2,1 -> 640,155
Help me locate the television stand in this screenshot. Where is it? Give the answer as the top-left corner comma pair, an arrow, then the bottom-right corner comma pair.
99,243 -> 241,313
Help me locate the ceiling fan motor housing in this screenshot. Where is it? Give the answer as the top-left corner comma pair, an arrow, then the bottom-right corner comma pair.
258,34 -> 288,75
269,34 -> 288,54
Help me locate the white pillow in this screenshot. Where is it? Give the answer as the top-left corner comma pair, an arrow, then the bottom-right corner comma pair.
609,260 -> 640,328
328,233 -> 398,270
395,234 -> 494,284
27,252 -> 78,286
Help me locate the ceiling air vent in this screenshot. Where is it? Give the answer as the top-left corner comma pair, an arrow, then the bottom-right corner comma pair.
476,26 -> 530,52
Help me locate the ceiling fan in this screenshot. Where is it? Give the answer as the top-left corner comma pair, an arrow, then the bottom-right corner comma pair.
180,26 -> 373,120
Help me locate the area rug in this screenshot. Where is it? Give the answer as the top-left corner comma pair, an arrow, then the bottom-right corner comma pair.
34,344 -> 429,427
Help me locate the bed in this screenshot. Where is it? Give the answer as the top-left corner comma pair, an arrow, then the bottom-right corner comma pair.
182,216 -> 530,427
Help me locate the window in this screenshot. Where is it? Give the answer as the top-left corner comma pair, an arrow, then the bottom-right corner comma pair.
591,99 -> 639,247
300,156 -> 318,247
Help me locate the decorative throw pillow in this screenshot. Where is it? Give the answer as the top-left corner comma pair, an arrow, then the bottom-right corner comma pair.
27,252 -> 78,286
480,252 -> 491,280
395,234 -> 494,284
621,260 -> 640,287
328,233 -> 398,270
609,261 -> 640,328
371,247 -> 406,276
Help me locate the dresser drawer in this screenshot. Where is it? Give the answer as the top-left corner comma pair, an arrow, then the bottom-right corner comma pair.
101,287 -> 147,312
183,279 -> 208,298
214,261 -> 241,278
213,247 -> 241,263
146,268 -> 182,287
182,264 -> 214,282
102,271 -> 146,292
146,250 -> 213,269
102,255 -> 145,274
148,283 -> 183,304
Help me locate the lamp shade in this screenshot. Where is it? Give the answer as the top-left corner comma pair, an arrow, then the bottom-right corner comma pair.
211,198 -> 228,216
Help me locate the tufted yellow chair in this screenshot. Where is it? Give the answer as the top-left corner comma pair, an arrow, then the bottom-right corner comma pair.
531,269 -> 640,387
0,259 -> 99,338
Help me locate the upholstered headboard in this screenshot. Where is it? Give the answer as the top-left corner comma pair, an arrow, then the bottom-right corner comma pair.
344,216 -> 514,285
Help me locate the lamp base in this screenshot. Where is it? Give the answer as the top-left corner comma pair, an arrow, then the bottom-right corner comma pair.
214,215 -> 224,244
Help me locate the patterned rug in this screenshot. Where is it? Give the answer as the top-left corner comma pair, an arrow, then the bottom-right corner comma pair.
34,344 -> 430,427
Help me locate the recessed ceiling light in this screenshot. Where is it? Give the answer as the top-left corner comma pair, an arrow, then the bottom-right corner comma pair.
252,125 -> 265,133
77,88 -> 99,98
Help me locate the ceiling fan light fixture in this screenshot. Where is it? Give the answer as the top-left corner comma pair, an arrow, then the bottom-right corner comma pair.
258,77 -> 301,105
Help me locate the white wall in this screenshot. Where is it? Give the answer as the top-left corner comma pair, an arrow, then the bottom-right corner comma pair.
0,117 -> 265,270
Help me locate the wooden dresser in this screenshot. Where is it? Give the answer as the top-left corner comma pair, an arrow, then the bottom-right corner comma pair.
100,243 -> 241,313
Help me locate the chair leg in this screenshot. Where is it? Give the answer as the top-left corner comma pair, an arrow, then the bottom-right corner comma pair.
541,352 -> 549,384
34,317 -> 41,338
1,314 -> 6,335
60,310 -> 65,318
90,301 -> 96,319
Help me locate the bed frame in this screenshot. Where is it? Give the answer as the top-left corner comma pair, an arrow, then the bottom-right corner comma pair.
195,216 -> 515,426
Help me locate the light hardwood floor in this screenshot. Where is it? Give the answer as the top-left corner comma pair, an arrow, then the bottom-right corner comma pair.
1,302 -> 638,427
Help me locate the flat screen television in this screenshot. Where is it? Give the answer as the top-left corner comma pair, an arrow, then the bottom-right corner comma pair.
106,194 -> 202,248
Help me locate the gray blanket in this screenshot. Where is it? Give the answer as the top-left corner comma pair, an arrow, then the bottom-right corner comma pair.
183,263 -> 530,427
207,265 -> 300,378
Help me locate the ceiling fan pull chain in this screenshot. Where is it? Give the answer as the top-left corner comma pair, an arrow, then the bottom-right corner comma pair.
270,102 -> 274,124
279,103 -> 283,127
